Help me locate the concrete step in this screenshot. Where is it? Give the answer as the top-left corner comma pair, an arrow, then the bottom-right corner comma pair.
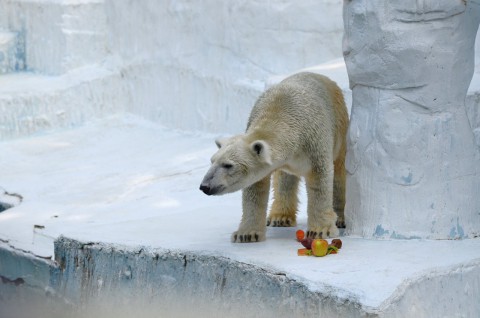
0,60 -> 262,141
0,65 -> 128,141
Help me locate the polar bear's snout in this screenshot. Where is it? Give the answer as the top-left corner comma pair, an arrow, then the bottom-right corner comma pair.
199,168 -> 223,195
199,183 -> 212,195
199,181 -> 223,196
200,168 -> 213,195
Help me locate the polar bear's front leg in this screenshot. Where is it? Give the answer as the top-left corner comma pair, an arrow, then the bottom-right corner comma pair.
267,170 -> 299,227
305,167 -> 339,239
232,175 -> 271,243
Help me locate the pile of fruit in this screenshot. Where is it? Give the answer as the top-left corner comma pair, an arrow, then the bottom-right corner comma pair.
295,229 -> 342,257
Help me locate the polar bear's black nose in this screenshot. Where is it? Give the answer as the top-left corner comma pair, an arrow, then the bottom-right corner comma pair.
199,184 -> 211,195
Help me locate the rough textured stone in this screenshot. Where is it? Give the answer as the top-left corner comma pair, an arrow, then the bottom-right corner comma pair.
343,0 -> 480,239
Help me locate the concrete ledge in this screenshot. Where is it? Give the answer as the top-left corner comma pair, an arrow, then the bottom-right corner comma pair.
52,237 -> 366,318
0,242 -> 64,318
0,241 -> 54,290
53,237 -> 480,318
1,234 -> 479,317
51,237 -> 480,318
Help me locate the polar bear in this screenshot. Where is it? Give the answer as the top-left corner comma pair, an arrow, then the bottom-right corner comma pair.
199,72 -> 348,243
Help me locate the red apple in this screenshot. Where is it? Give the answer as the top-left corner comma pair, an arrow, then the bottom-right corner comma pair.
300,238 -> 313,249
331,239 -> 342,249
311,239 -> 328,257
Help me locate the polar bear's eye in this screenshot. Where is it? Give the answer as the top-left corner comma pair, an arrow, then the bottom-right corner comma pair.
222,163 -> 233,169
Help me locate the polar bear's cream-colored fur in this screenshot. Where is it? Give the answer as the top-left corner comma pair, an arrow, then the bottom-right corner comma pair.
200,72 -> 348,243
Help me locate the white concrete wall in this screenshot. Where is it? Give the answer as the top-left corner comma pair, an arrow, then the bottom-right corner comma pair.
0,0 -> 344,137
104,0 -> 344,133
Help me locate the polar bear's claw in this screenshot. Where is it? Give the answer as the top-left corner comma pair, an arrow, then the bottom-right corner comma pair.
267,216 -> 296,227
336,217 -> 346,229
306,224 -> 339,239
231,230 -> 265,243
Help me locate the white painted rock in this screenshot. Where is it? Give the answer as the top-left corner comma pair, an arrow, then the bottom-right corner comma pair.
343,0 -> 480,239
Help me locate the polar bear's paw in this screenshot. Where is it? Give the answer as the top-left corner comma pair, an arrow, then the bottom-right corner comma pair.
336,216 -> 346,229
306,222 -> 339,239
306,208 -> 340,238
266,215 -> 296,227
231,230 -> 266,243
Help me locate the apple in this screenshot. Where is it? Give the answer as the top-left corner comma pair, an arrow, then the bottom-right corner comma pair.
331,239 -> 342,249
300,238 -> 313,249
311,239 -> 329,257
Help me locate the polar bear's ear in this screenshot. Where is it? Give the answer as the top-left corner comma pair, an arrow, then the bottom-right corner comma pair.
250,140 -> 272,165
215,137 -> 228,149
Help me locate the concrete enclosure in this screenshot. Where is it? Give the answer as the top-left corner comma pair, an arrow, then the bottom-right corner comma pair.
1,1 -> 480,317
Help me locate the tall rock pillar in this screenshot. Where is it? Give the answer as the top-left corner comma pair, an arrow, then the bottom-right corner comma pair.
343,0 -> 480,239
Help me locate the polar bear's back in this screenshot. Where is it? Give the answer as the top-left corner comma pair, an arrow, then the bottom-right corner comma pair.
246,72 -> 347,157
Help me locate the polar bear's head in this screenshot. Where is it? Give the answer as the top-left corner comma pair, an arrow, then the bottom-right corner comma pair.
199,136 -> 272,195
